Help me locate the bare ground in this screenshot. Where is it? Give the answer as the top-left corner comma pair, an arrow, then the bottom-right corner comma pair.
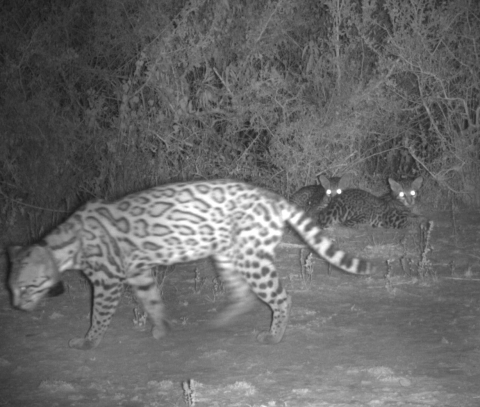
1,210 -> 480,407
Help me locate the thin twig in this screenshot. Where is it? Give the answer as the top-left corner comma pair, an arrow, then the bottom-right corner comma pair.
443,277 -> 480,281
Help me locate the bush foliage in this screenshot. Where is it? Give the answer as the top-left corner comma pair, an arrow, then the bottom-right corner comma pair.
1,0 -> 479,239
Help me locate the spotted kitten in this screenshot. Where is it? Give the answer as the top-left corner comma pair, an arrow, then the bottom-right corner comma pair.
290,174 -> 351,217
317,177 -> 424,229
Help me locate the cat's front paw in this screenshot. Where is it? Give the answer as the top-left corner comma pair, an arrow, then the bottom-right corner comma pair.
152,321 -> 170,339
68,337 -> 97,350
256,330 -> 283,344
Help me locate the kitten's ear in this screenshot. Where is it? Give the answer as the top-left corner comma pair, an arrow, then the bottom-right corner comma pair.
318,175 -> 330,190
338,173 -> 352,190
388,178 -> 402,194
411,177 -> 423,190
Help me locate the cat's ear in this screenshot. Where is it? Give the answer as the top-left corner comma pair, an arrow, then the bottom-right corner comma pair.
388,178 -> 403,194
411,177 -> 423,190
318,175 -> 330,190
338,173 -> 352,190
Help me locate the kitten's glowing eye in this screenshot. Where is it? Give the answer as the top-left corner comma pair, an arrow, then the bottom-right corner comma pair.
336,189 -> 342,194
399,192 -> 405,197
326,189 -> 332,195
410,191 -> 416,196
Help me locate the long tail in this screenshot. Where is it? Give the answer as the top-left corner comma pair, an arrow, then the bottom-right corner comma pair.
284,203 -> 372,275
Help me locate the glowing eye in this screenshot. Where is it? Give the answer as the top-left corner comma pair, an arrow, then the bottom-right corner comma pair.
336,189 -> 342,194
410,191 -> 416,196
399,192 -> 405,197
326,189 -> 332,195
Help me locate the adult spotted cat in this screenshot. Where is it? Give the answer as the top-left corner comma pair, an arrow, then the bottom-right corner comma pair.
9,180 -> 372,350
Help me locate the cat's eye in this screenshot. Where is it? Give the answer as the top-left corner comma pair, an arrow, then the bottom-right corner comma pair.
326,189 -> 332,195
399,192 -> 405,197
410,191 -> 416,196
336,189 -> 342,194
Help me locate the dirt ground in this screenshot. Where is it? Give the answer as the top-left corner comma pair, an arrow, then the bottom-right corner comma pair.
1,210 -> 480,407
